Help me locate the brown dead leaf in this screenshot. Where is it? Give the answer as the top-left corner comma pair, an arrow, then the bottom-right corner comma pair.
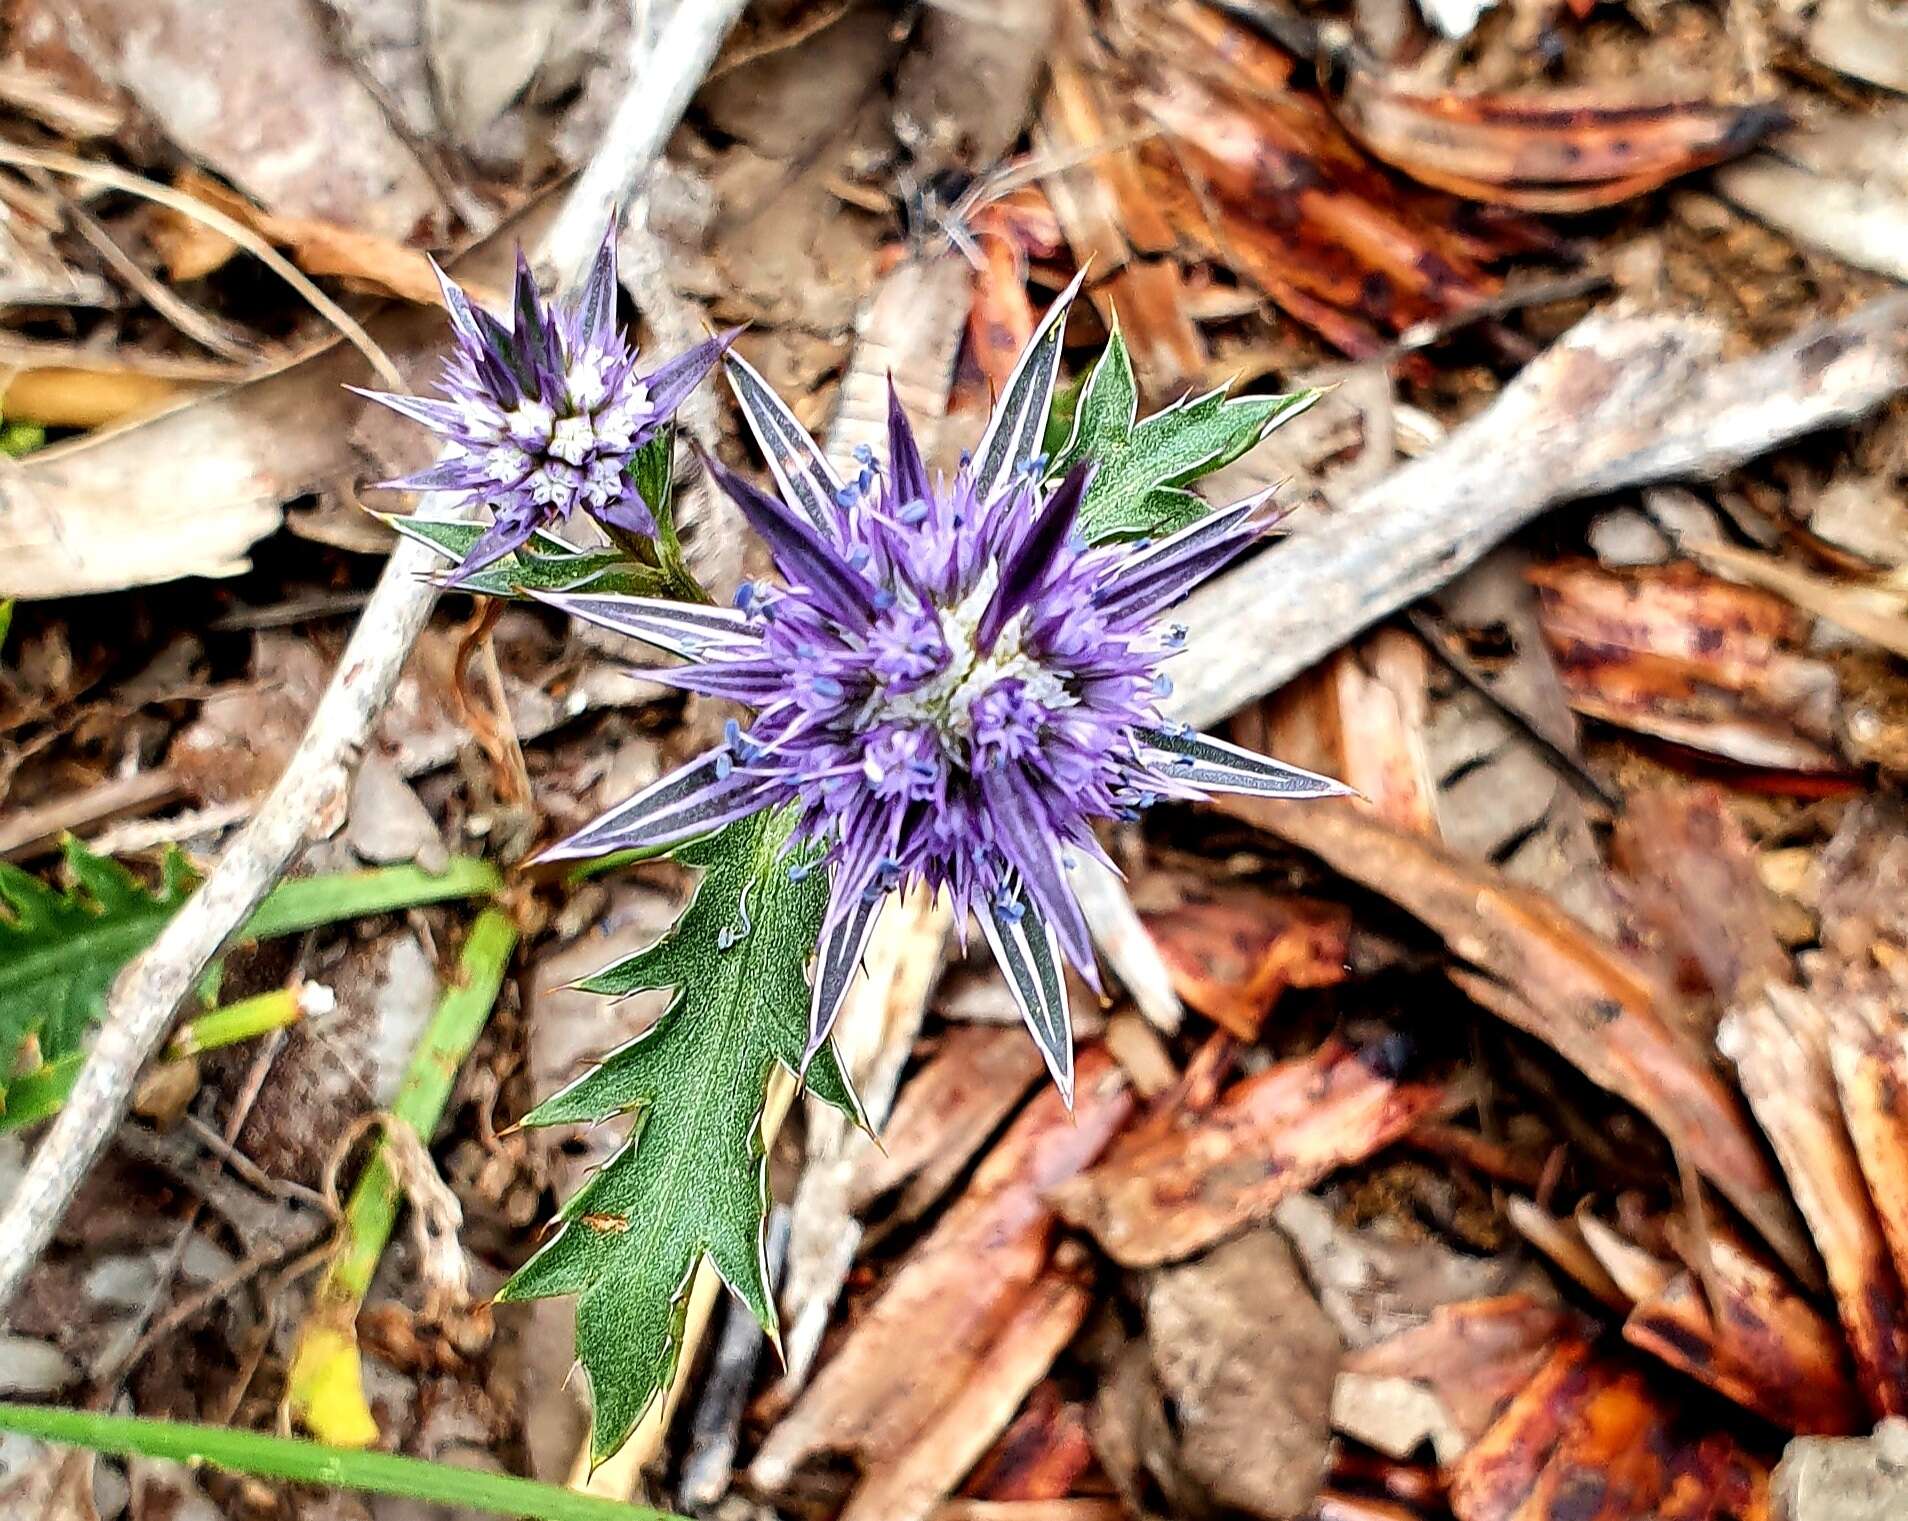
1146,1230 -> 1342,1520
47,0 -> 442,239
158,169 -> 470,307
751,1049 -> 1131,1491
1052,1036 -> 1443,1268
1139,882 -> 1350,1039
1212,793 -> 1811,1281
1332,55 -> 1782,212
1530,559 -> 1845,774
0,194 -> 555,600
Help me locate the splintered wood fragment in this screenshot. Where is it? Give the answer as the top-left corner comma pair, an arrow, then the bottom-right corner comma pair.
1572,1211 -> 1677,1306
1051,1036 -> 1441,1267
1448,1339 -> 1773,1520
752,1049 -> 1131,1492
1621,1225 -> 1864,1435
1138,884 -> 1349,1039
1722,985 -> 1908,1419
1070,857 -> 1183,1034
1165,293 -> 1908,735
772,888 -> 952,1406
1216,794 -> 1811,1279
840,1269 -> 1094,1521
1503,1200 -> 1629,1313
847,1025 -> 1046,1225
1830,1008 -> 1908,1305
934,1503 -> 1126,1521
1335,1295 -> 1579,1465
1445,1335 -> 1602,1518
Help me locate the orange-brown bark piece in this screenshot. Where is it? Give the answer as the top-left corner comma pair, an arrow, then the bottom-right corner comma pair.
1530,560 -> 1843,774
1623,1227 -> 1864,1435
1722,984 -> 1908,1419
751,1049 -> 1131,1491
1051,1037 -> 1442,1267
1140,883 -> 1350,1039
1216,792 -> 1810,1279
1448,1339 -> 1773,1520
962,1384 -> 1094,1502
1331,58 -> 1782,212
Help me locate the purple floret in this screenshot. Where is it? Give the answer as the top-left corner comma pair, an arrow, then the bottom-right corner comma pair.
536,273 -> 1351,1101
360,231 -> 733,582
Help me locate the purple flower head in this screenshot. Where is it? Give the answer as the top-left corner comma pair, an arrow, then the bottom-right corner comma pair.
537,274 -> 1350,1101
360,232 -> 733,582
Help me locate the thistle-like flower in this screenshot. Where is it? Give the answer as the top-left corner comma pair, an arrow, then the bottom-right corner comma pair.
362,234 -> 732,581
536,277 -> 1350,1100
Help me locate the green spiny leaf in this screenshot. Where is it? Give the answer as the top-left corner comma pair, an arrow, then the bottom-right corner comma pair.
497,808 -> 861,1464
0,840 -> 196,1114
384,516 -> 671,599
1049,327 -> 1320,544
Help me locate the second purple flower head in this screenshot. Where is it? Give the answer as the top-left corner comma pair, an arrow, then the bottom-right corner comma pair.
361,233 -> 732,582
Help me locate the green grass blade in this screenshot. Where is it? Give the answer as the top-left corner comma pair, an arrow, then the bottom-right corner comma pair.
0,1402 -> 679,1521
240,857 -> 502,942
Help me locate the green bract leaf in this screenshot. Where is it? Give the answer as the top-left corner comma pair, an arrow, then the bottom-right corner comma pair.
0,840 -> 195,1115
1050,327 -> 1320,544
497,808 -> 861,1465
628,425 -> 675,530
384,516 -> 671,599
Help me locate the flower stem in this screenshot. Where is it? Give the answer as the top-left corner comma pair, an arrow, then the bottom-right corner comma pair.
0,1401 -> 678,1521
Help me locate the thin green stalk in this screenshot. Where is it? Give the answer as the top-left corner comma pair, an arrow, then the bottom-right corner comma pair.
167,983 -> 310,1057
0,1402 -> 678,1521
333,906 -> 516,1298
1,985 -> 316,1134
289,907 -> 518,1443
240,857 -> 502,943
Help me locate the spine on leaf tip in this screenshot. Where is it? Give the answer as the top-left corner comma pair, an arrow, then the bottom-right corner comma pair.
368,231 -> 1342,1460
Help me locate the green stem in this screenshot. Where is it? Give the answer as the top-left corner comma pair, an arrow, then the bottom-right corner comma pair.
167,984 -> 309,1058
332,907 -> 518,1301
0,1403 -> 678,1521
239,857 -> 502,943
1,984 -> 316,1133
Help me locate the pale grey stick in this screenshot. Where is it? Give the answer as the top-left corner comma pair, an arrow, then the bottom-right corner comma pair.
0,0 -> 750,1317
1167,294 -> 1908,732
